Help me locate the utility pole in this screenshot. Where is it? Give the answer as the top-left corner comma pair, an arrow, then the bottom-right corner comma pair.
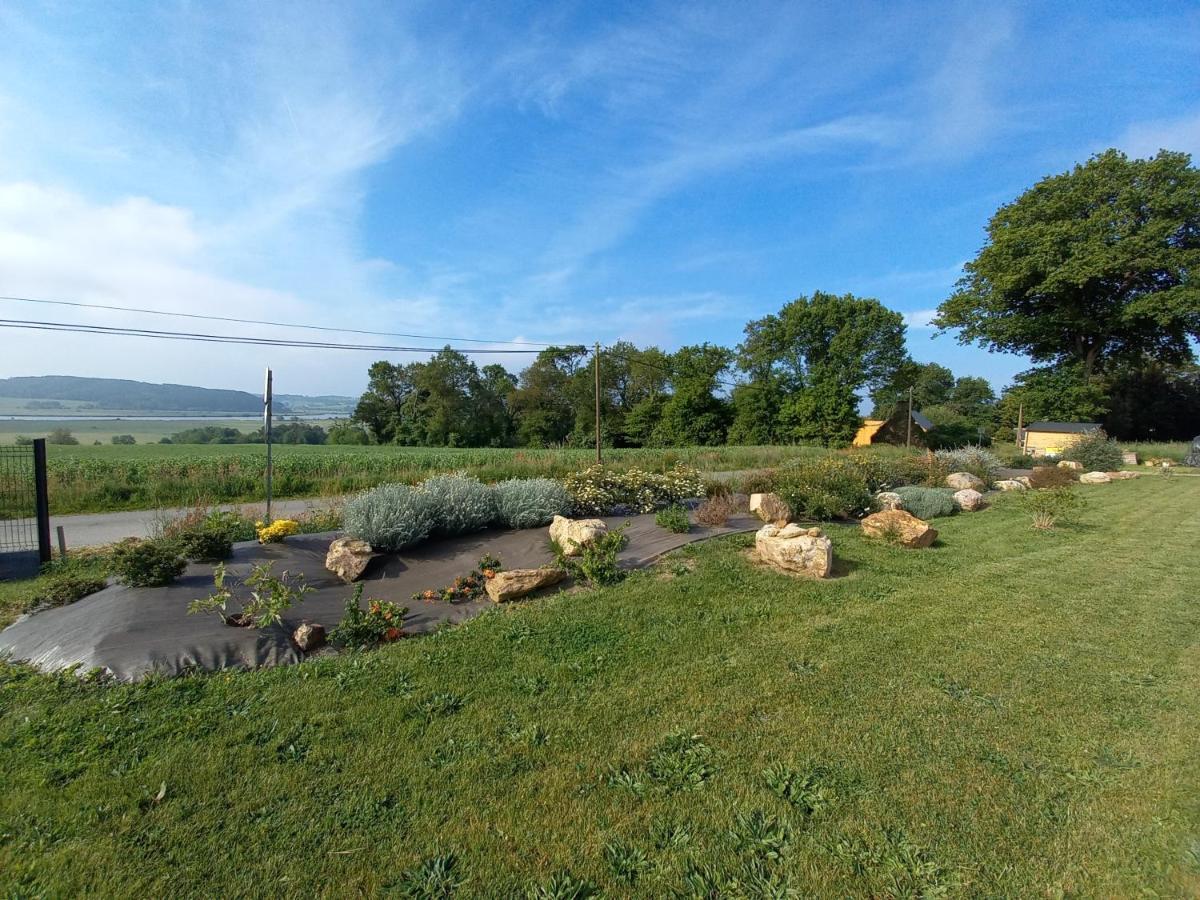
594,342 -> 602,464
906,385 -> 914,449
264,367 -> 274,524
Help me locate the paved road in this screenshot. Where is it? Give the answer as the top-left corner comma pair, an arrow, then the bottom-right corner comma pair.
52,498 -> 341,549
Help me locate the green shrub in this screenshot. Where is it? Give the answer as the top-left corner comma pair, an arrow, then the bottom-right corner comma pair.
330,584 -> 407,647
421,473 -> 497,535
343,483 -> 439,551
1063,431 -> 1124,471
893,485 -> 957,519
563,464 -> 704,516
1021,485 -> 1086,529
556,526 -> 629,586
935,444 -> 1001,483
1029,466 -> 1077,488
655,504 -> 691,533
109,539 -> 187,587
493,478 -> 573,529
41,573 -> 107,606
775,457 -> 872,520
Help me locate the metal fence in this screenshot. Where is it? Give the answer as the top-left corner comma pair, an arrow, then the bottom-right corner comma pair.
0,439 -> 50,580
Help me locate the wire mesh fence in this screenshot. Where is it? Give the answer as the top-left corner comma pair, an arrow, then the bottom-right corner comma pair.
0,441 -> 48,579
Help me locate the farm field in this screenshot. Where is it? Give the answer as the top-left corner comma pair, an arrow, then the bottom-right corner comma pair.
1,476 -> 1197,895
35,443 -> 815,515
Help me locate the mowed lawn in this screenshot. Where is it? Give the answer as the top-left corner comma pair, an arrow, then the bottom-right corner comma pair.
2,477 -> 1198,896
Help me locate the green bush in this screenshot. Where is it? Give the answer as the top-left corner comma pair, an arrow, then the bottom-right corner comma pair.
1063,431 -> 1124,471
420,473 -> 497,535
563,464 -> 705,516
893,485 -> 957,519
109,539 -> 187,587
775,457 -> 872,520
1021,485 -> 1086,529
41,573 -> 107,606
343,483 -> 439,551
493,478 -> 573,529
1029,466 -> 1077,489
556,526 -> 629,586
654,504 -> 691,533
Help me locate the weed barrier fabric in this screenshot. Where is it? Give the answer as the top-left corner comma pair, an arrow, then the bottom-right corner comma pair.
0,514 -> 760,681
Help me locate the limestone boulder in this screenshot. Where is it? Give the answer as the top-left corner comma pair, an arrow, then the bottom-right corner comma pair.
749,492 -> 792,525
325,538 -> 376,583
952,488 -> 986,511
293,622 -> 326,652
860,509 -> 937,549
755,524 -> 833,578
994,479 -> 1026,491
549,515 -> 608,557
946,472 -> 985,491
485,568 -> 565,602
1057,460 -> 1083,470
875,491 -> 904,511
1079,471 -> 1112,484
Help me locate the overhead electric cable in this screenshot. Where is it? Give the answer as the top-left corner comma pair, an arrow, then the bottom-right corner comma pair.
0,318 -> 544,354
0,294 -> 557,347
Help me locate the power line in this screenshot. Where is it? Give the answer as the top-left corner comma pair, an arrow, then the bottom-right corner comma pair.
0,319 -> 544,354
0,294 -> 556,347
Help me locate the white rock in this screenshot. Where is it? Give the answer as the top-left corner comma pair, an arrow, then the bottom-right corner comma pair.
946,472 -> 986,491
755,523 -> 833,578
875,491 -> 904,511
549,515 -> 608,557
952,488 -> 986,511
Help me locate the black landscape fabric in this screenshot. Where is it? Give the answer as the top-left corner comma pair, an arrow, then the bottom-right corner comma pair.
0,514 -> 760,681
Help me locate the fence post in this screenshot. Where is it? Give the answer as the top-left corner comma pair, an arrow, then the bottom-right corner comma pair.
33,438 -> 51,564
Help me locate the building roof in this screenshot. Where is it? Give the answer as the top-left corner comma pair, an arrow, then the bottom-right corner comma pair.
1024,421 -> 1100,434
911,410 -> 934,431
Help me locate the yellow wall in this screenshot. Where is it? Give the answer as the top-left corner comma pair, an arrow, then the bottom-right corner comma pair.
1024,430 -> 1088,457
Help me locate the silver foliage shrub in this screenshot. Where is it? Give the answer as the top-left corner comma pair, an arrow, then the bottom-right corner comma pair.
493,478 -> 573,529
421,473 -> 498,535
934,444 -> 1001,479
343,483 -> 439,551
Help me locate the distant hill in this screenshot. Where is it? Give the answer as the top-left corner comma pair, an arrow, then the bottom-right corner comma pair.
0,375 -> 290,414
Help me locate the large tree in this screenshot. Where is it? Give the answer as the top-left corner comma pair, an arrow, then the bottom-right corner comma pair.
737,291 -> 907,445
937,149 -> 1200,379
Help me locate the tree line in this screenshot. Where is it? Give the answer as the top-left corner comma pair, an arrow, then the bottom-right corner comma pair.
351,148 -> 1199,449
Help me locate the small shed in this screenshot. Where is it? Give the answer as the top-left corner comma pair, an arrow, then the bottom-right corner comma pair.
1020,421 -> 1099,457
853,409 -> 935,448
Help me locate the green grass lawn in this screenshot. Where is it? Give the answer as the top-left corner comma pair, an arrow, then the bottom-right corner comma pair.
2,477 -> 1198,896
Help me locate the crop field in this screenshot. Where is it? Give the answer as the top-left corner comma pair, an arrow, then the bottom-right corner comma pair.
36,444 -> 812,515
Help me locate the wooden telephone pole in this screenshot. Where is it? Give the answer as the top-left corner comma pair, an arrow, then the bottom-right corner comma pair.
594,342 -> 602,464
906,385 -> 914,449
264,367 -> 274,523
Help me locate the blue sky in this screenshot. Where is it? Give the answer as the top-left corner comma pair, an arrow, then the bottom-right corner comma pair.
0,1 -> 1198,396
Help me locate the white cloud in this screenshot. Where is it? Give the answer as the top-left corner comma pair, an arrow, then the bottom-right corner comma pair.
1117,110 -> 1200,158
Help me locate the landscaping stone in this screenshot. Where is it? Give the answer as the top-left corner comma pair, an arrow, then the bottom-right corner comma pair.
1080,471 -> 1112,484
325,537 -> 376,583
994,479 -> 1026,491
1057,460 -> 1083,470
293,622 -> 326,651
749,492 -> 792,525
860,509 -> 937,548
549,515 -> 608,556
953,488 -> 986,511
755,523 -> 832,578
485,567 -> 565,602
946,472 -> 985,491
875,491 -> 904,511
